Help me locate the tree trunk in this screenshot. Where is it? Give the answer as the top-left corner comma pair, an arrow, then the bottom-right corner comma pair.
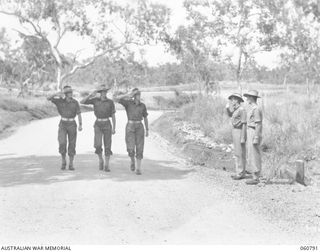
306,77 -> 310,98
236,48 -> 243,93
56,66 -> 62,91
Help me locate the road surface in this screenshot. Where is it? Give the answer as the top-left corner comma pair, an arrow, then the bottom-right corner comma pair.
0,111 -> 296,244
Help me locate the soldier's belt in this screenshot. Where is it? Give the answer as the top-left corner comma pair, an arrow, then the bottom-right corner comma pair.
96,118 -> 110,122
128,120 -> 142,124
61,117 -> 75,122
248,126 -> 256,129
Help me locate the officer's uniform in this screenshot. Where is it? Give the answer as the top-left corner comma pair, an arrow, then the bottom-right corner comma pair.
246,103 -> 263,176
83,97 -> 115,156
119,99 -> 148,159
50,97 -> 81,156
227,104 -> 247,175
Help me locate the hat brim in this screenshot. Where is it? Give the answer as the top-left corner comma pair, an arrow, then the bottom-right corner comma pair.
243,93 -> 260,98
97,88 -> 110,93
228,95 -> 244,102
63,90 -> 73,94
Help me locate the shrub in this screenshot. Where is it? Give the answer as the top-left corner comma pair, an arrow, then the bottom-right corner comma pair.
153,90 -> 197,109
179,95 -> 232,142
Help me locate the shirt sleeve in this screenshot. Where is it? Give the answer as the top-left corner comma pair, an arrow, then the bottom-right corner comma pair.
50,97 -> 62,105
118,98 -> 129,107
83,97 -> 96,105
111,101 -> 116,114
76,101 -> 81,115
142,104 -> 148,118
226,107 -> 233,117
253,107 -> 262,123
240,108 -> 247,123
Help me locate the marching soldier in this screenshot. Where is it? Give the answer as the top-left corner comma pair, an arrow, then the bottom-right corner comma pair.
226,93 -> 247,180
243,90 -> 263,185
47,85 -> 82,170
80,84 -> 116,171
113,88 -> 149,175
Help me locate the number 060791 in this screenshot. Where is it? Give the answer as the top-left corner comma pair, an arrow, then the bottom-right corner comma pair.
300,246 -> 318,251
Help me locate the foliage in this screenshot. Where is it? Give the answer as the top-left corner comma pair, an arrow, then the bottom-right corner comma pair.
0,0 -> 171,90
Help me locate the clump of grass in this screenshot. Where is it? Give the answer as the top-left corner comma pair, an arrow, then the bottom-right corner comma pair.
179,95 -> 232,143
153,90 -> 197,109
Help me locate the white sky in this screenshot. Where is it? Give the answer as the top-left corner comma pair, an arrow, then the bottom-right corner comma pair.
0,0 -> 280,68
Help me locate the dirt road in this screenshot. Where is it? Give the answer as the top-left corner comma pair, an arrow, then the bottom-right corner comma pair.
0,111 -> 299,244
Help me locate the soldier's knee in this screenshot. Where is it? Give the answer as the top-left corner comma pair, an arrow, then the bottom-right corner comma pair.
127,150 -> 135,157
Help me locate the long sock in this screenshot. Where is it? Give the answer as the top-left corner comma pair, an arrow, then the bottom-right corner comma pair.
104,155 -> 110,171
61,155 -> 66,169
69,155 -> 74,169
98,153 -> 103,170
136,158 -> 142,173
130,156 -> 135,171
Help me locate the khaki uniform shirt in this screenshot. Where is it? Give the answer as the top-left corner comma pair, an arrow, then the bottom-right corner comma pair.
227,105 -> 247,129
83,97 -> 115,119
247,103 -> 263,137
119,99 -> 148,121
50,97 -> 81,118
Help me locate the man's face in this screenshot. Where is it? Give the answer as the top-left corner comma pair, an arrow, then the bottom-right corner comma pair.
230,97 -> 239,106
100,91 -> 107,98
65,92 -> 73,99
246,96 -> 254,104
134,93 -> 141,102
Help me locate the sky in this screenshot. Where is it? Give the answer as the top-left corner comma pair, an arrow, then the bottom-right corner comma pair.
0,0 -> 280,68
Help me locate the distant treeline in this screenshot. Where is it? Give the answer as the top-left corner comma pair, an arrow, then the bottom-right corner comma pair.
65,57 -> 313,88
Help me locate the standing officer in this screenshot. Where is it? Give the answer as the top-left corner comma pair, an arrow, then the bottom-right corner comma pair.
226,93 -> 247,180
80,84 -> 116,172
113,88 -> 149,175
243,90 -> 263,185
47,85 -> 82,170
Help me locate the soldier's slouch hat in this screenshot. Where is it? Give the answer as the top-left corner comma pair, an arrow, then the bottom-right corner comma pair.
243,90 -> 261,98
228,93 -> 244,102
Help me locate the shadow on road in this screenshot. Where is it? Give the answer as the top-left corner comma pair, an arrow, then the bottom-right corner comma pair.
0,154 -> 194,187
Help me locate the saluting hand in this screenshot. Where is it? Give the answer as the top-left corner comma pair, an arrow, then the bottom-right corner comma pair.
55,91 -> 64,98
253,136 -> 260,145
130,90 -> 138,97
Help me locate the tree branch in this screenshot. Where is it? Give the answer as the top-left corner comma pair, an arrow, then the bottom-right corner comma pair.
0,10 -> 45,40
60,42 -> 128,82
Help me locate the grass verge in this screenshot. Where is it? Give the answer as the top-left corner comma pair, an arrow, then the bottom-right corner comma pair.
0,94 -> 58,139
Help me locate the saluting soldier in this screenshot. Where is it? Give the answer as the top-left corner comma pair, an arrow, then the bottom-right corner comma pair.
114,88 -> 149,175
226,93 -> 247,180
47,85 -> 82,170
80,84 -> 116,172
243,90 -> 263,185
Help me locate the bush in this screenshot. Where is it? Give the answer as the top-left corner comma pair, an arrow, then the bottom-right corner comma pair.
179,95 -> 232,142
153,90 -> 197,109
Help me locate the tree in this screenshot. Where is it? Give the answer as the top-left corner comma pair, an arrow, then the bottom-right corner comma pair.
166,0 -> 281,92
264,0 -> 320,92
0,0 -> 170,91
